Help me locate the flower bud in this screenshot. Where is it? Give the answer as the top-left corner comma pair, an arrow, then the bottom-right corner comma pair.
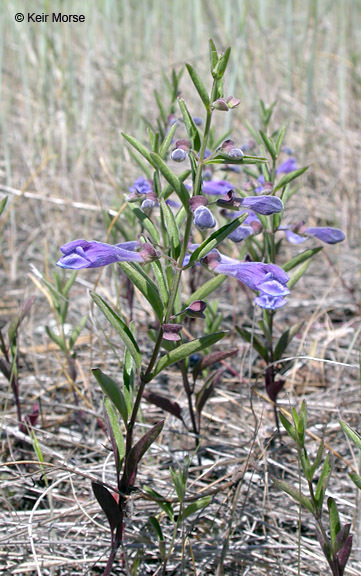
226,96 -> 241,109
193,206 -> 217,230
189,195 -> 208,211
171,148 -> 188,162
185,300 -> 207,318
139,243 -> 160,263
211,98 -> 229,111
228,147 -> 244,159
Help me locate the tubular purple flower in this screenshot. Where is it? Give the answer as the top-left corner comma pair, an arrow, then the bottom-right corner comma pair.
57,240 -> 145,270
303,227 -> 345,244
228,225 -> 255,242
202,180 -> 233,195
276,157 -> 297,174
283,225 -> 345,244
239,195 -> 284,215
128,177 -> 153,195
202,252 -> 290,309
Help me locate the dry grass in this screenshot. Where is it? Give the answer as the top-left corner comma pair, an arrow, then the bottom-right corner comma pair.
1,1 -> 361,574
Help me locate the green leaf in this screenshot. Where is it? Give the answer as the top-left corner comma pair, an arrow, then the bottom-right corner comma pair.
154,90 -> 167,125
150,152 -> 190,210
93,368 -> 128,425
104,397 -> 125,465
91,292 -> 142,370
205,154 -> 268,166
213,47 -> 231,79
340,420 -> 361,451
187,213 -> 248,265
315,453 -> 333,510
185,63 -> 210,108
272,477 -> 314,513
177,97 -> 201,152
182,496 -> 212,521
283,247 -> 323,272
309,441 -> 324,480
185,274 -> 226,305
45,326 -> 67,354
275,125 -> 287,156
0,195 -> 8,216
349,472 -> 361,491
163,169 -> 192,201
159,122 -> 178,160
122,132 -> 155,167
151,260 -> 169,307
287,258 -> 314,289
92,482 -> 122,531
160,199 -> 180,259
119,262 -> 164,322
68,314 -> 88,350
259,130 -> 277,161
235,326 -> 268,362
328,497 -> 341,548
148,331 -> 227,381
131,206 -> 160,244
149,516 -> 164,542
274,322 -> 303,361
209,39 -> 218,75
143,485 -> 174,521
279,411 -> 297,442
274,166 -> 309,193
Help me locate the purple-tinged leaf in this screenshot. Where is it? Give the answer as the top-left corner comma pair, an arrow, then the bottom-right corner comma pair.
122,420 -> 164,488
143,390 -> 183,421
192,348 -> 238,382
91,482 -> 122,531
265,377 -> 285,403
337,534 -> 352,575
335,523 -> 351,553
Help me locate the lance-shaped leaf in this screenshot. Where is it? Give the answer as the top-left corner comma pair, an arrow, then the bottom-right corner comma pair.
104,397 -> 125,475
185,274 -> 226,304
283,247 -> 323,272
315,453 -> 333,511
93,368 -> 128,426
185,63 -> 210,108
122,420 -> 164,488
192,348 -> 238,382
213,46 -> 231,79
148,331 -> 227,381
160,199 -> 180,259
143,485 -> 174,521
259,130 -> 277,161
235,326 -> 268,362
279,411 -> 297,442
328,497 -> 341,549
122,132 -> 155,167
0,195 -> 8,216
340,420 -> 361,451
187,213 -> 248,265
196,368 -> 223,415
274,322 -> 303,361
45,326 -> 67,354
177,97 -> 201,152
287,258 -> 314,289
182,496 -> 212,521
275,125 -> 287,156
69,314 -> 88,350
209,39 -> 218,75
348,472 -> 361,491
143,389 -> 183,422
272,477 -> 314,514
274,166 -> 309,192
337,533 -> 353,575
150,152 -> 190,209
159,122 -> 178,160
163,169 -> 191,201
131,206 -> 160,244
205,153 -> 268,166
91,292 -> 142,370
91,482 -> 122,531
119,262 -> 164,322
149,515 -> 164,543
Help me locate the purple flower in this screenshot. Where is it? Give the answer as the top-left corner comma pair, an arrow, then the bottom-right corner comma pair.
57,240 -> 154,270
282,225 -> 345,245
303,227 -> 345,244
202,180 -> 233,196
239,195 -> 283,215
193,206 -> 217,230
276,157 -> 297,174
171,148 -> 188,162
202,251 -> 290,310
128,177 -> 153,195
228,225 -> 255,243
